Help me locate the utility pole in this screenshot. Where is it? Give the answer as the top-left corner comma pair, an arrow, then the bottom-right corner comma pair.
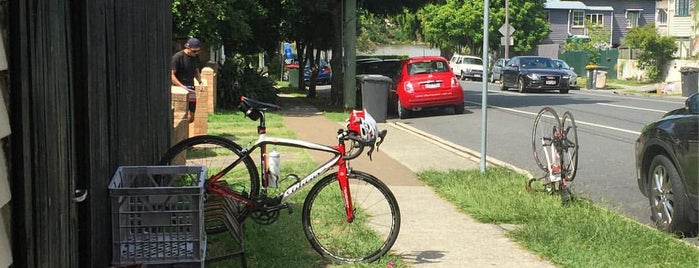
481,0 -> 490,173
504,0 -> 510,59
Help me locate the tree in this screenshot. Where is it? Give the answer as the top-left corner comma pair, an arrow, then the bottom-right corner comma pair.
623,24 -> 677,82
172,0 -> 280,56
418,0 -> 549,56
564,19 -> 611,65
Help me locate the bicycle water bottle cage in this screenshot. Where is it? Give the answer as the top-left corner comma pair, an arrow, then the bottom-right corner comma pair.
239,96 -> 281,121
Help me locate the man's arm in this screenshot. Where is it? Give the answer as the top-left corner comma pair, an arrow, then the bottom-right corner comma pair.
171,69 -> 186,87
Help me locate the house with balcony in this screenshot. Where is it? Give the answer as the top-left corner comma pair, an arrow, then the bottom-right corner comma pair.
656,0 -> 696,58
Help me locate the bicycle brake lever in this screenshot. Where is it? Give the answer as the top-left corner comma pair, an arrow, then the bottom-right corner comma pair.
376,130 -> 387,149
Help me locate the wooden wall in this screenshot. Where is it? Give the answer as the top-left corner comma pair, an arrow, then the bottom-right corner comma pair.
9,0 -> 172,267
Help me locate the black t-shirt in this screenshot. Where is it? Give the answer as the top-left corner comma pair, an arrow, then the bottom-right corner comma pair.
171,50 -> 200,86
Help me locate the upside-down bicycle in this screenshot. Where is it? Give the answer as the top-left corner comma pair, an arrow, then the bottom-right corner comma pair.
159,96 -> 401,263
527,107 -> 580,204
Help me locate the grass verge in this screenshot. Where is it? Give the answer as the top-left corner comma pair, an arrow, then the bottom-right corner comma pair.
418,168 -> 699,267
203,108 -> 407,268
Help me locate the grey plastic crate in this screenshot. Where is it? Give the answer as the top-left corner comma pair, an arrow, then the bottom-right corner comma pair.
109,165 -> 207,267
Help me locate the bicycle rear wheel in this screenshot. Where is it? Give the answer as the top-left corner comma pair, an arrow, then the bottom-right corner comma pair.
560,111 -> 579,181
159,135 -> 259,232
532,107 -> 561,172
302,171 -> 401,263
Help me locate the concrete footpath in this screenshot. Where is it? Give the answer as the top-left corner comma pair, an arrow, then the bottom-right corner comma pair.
277,94 -> 555,267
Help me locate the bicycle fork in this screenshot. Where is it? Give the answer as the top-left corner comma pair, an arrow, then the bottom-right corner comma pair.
335,143 -> 356,223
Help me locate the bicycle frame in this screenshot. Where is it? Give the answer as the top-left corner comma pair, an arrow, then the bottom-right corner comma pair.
205,113 -> 358,222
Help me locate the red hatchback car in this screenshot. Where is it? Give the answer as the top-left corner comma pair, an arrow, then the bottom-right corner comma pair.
392,56 -> 465,119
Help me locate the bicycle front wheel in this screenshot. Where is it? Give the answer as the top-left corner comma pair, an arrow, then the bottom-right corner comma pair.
159,135 -> 260,228
560,111 -> 579,181
302,171 -> 401,263
532,107 -> 561,172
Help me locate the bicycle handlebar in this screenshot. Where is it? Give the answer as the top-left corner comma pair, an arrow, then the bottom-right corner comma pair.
341,129 -> 387,160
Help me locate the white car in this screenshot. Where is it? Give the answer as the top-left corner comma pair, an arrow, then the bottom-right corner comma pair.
449,54 -> 484,81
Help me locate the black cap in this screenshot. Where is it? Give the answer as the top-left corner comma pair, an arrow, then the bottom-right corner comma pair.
185,38 -> 201,48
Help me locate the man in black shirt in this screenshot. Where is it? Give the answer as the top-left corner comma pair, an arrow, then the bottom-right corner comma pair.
171,38 -> 203,123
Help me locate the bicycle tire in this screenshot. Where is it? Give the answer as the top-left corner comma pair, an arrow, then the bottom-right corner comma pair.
301,170 -> 401,263
159,135 -> 260,233
560,111 -> 579,181
531,107 -> 561,172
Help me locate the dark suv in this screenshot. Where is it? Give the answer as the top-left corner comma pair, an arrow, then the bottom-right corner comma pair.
635,92 -> 699,236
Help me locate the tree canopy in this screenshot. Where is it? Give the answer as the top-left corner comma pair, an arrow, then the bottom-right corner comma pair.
417,0 -> 549,56
623,24 -> 677,82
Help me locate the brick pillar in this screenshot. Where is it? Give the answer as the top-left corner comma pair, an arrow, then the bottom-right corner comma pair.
188,77 -> 210,136
201,67 -> 216,114
171,86 -> 189,165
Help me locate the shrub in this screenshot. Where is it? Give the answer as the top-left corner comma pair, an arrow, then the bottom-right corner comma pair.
216,57 -> 277,110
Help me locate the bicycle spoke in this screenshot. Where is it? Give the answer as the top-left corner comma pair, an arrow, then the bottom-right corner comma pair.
160,135 -> 259,230
561,111 -> 579,181
532,107 -> 561,172
302,171 -> 400,263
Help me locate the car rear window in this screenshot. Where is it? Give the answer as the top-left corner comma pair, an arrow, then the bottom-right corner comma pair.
463,58 -> 482,65
408,60 -> 450,75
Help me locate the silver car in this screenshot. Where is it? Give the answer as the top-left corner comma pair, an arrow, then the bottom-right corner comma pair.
553,59 -> 578,89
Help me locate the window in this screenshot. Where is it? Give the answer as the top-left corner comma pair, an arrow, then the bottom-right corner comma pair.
657,9 -> 668,26
586,14 -> 604,27
626,10 -> 641,28
676,0 -> 690,16
573,10 -> 585,27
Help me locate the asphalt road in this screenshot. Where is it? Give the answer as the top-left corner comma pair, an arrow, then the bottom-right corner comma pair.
392,81 -> 688,226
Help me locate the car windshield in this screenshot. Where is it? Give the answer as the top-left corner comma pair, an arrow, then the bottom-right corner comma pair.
463,58 -> 482,65
554,60 -> 571,69
408,60 -> 449,75
520,58 -> 557,69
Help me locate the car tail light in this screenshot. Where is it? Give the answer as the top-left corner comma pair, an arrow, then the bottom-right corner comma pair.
404,81 -> 414,93
451,77 -> 460,88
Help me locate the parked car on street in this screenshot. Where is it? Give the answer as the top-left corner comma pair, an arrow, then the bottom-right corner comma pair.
553,59 -> 578,89
635,92 -> 699,236
304,58 -> 331,85
500,56 -> 571,94
449,54 -> 483,81
392,56 -> 465,119
490,58 -> 508,83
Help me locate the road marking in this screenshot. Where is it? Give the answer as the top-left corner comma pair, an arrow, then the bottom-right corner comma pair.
574,91 -> 684,104
464,100 -> 642,135
596,103 -> 667,113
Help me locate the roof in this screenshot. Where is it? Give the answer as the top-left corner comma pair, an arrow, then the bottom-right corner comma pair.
544,0 -> 587,10
544,0 -> 613,11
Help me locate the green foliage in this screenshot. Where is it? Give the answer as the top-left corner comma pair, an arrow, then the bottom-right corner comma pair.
564,19 -> 611,65
172,0 -> 280,56
417,0 -> 549,55
623,24 -> 677,82
216,57 -> 277,110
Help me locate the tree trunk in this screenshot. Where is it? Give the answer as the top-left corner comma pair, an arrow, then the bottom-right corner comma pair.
329,0 -> 343,106
295,42 -> 306,91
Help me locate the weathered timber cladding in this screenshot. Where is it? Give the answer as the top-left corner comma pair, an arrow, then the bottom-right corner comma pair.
9,0 -> 172,267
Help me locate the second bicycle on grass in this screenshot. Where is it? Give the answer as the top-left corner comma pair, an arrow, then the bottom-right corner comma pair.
160,96 -> 401,263
527,107 -> 580,204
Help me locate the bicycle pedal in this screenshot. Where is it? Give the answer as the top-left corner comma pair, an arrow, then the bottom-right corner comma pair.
285,203 -> 293,214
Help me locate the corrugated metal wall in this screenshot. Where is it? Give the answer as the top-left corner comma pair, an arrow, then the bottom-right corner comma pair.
9,0 -> 172,267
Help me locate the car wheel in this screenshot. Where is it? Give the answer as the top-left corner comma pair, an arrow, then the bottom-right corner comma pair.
518,77 -> 528,93
397,99 -> 409,119
454,104 -> 465,114
647,154 -> 696,236
499,78 -> 507,91
460,71 -> 467,81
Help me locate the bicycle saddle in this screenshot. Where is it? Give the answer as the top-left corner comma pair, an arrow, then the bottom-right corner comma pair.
240,96 -> 281,111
